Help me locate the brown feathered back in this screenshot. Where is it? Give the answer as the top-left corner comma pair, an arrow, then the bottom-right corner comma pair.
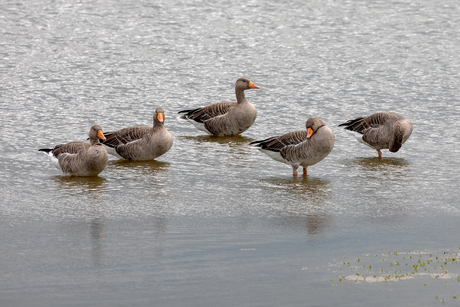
178,78 -> 259,136
250,118 -> 335,173
39,125 -> 108,176
339,112 -> 413,153
102,108 -> 173,161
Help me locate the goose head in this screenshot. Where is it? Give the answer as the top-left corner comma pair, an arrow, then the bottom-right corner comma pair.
235,77 -> 260,91
305,118 -> 325,139
89,125 -> 106,143
153,108 -> 165,125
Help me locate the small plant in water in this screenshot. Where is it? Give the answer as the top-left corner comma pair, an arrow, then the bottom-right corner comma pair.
333,249 -> 460,288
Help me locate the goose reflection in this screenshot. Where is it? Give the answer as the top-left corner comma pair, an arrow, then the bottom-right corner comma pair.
181,134 -> 253,145
180,135 -> 255,158
109,159 -> 171,179
90,217 -> 105,267
343,157 -> 412,220
349,157 -> 409,168
261,176 -> 333,236
150,216 -> 169,260
265,176 -> 331,199
108,160 -> 171,203
53,176 -> 107,198
347,157 -> 410,179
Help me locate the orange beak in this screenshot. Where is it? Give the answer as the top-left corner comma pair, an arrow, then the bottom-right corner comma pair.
307,128 -> 314,139
248,81 -> 260,89
98,130 -> 106,141
157,113 -> 164,123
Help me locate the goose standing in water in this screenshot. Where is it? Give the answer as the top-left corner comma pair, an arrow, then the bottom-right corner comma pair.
39,125 -> 108,176
250,118 -> 335,176
339,112 -> 413,158
178,77 -> 259,136
101,108 -> 173,161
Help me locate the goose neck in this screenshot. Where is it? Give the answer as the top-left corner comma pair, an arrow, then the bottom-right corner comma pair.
235,89 -> 248,104
153,122 -> 163,132
90,138 -> 101,146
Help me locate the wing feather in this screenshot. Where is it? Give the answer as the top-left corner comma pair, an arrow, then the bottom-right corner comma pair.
50,141 -> 89,158
178,101 -> 236,123
250,130 -> 308,151
103,126 -> 151,148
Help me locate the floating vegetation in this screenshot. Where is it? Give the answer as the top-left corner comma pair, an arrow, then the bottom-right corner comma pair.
333,251 -> 459,283
326,248 -> 460,303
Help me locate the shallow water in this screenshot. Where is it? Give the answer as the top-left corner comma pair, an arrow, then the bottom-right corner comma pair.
1,0 -> 460,306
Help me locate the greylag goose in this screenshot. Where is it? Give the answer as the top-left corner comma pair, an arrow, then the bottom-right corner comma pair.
178,77 -> 259,136
101,108 -> 173,161
39,125 -> 108,176
338,112 -> 413,158
250,118 -> 335,176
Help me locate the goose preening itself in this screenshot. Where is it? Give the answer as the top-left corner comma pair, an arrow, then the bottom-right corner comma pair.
178,77 -> 259,136
101,108 -> 173,161
39,125 -> 109,176
338,112 -> 413,158
250,118 -> 335,176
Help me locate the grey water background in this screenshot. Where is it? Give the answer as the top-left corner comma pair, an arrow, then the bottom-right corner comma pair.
1,0 -> 460,306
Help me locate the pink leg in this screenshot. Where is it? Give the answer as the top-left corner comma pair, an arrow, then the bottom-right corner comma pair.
378,150 -> 382,158
293,169 -> 298,177
303,167 -> 307,175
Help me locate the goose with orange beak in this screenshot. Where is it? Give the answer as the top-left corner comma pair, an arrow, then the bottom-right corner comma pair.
250,118 -> 335,176
102,108 -> 173,161
38,125 -> 108,176
178,77 -> 259,136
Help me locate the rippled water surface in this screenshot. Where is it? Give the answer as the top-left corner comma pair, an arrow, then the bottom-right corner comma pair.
2,0 -> 460,306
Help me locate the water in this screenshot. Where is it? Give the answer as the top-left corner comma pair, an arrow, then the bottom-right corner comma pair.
1,0 -> 460,306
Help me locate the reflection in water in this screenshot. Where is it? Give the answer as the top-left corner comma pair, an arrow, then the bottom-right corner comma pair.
109,160 -> 171,189
150,216 -> 169,260
345,157 -> 411,181
342,157 -> 412,221
90,218 -> 105,267
261,176 -> 333,236
266,176 -> 331,201
107,160 -> 171,217
179,135 -> 255,161
53,176 -> 108,198
53,177 -> 108,268
305,214 -> 329,235
181,134 -> 254,145
349,157 -> 410,169
109,159 -> 171,177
